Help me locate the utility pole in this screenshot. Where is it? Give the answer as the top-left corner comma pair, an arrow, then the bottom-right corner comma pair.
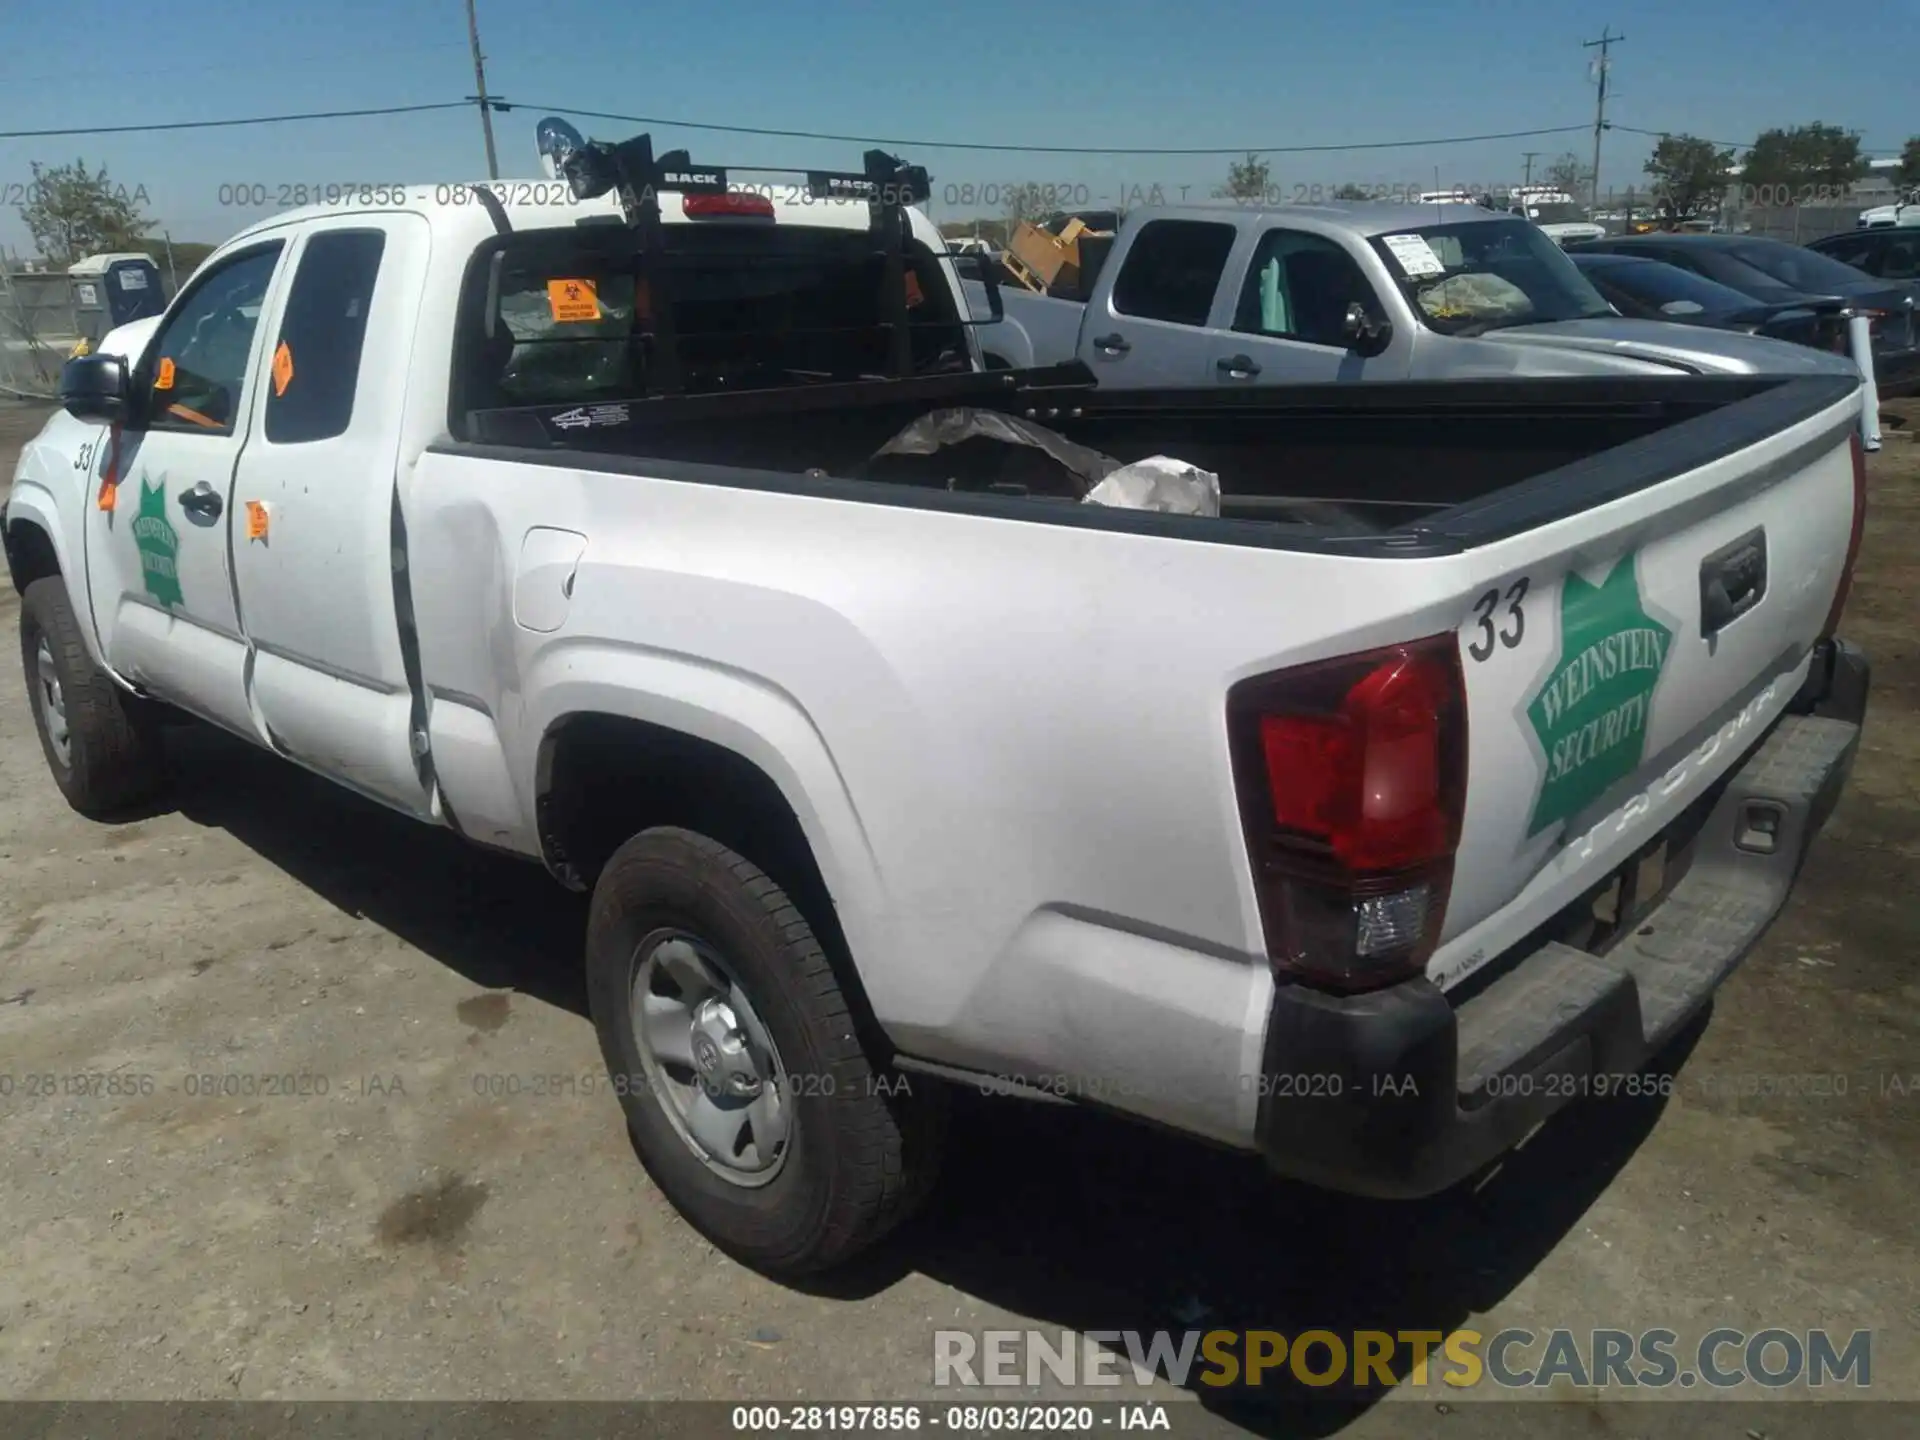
1522,151 -> 1539,188
464,0 -> 500,180
1582,26 -> 1623,214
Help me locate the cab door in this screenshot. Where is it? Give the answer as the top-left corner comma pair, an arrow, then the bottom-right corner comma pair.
228,216 -> 435,817
83,239 -> 289,739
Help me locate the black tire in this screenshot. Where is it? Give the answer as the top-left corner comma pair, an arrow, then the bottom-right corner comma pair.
19,576 -> 166,817
586,826 -> 943,1275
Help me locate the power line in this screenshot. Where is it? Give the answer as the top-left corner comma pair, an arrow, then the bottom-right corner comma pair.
0,101 -> 473,140
518,105 -> 1595,156
0,99 -> 1900,160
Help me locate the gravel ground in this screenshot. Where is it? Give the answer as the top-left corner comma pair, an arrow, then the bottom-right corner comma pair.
2,398 -> 1917,1437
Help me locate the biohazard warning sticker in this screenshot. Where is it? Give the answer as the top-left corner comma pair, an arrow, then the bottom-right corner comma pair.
547,278 -> 600,322
1524,554 -> 1673,836
272,341 -> 294,397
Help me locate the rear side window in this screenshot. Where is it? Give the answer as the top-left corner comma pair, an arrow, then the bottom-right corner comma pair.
266,229 -> 386,444
1111,220 -> 1235,326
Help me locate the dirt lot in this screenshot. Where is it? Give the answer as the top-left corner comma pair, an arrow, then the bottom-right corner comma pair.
2,398 -> 1918,1435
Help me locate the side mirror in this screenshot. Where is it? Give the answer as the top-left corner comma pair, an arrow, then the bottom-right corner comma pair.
59,352 -> 131,424
1343,302 -> 1392,356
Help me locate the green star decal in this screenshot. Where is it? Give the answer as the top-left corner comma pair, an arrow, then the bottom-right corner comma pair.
131,475 -> 183,609
1526,555 -> 1672,837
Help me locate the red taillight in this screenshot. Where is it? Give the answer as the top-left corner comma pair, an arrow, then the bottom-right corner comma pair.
1822,433 -> 1868,640
682,192 -> 775,219
1230,634 -> 1467,992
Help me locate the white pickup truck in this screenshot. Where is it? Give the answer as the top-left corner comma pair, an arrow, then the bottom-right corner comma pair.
5,122 -> 1873,1278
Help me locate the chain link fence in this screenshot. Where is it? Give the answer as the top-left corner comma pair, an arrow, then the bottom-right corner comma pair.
0,268 -> 84,400
1588,188 -> 1871,243
1720,204 -> 1861,245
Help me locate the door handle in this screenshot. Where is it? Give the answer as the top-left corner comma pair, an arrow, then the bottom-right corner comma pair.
1216,354 -> 1261,378
1092,332 -> 1131,355
178,481 -> 223,522
1699,527 -> 1767,639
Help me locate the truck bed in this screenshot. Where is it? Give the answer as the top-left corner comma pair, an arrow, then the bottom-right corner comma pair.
455,366 -> 1857,550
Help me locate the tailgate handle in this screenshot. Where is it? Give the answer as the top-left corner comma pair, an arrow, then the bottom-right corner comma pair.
1700,527 -> 1768,639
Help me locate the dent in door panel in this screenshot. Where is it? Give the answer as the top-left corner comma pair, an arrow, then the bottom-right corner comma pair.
250,650 -> 426,813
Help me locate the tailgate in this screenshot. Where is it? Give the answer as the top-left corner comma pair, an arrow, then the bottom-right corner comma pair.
1428,393 -> 1861,992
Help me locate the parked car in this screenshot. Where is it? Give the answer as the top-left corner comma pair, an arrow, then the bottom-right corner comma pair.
1805,227 -> 1920,286
1570,252 -> 1837,349
1566,233 -> 1920,395
6,125 -> 1872,1279
966,202 -> 1865,386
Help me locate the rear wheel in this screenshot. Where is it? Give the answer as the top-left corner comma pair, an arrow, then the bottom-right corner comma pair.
585,827 -> 943,1275
18,576 -> 165,817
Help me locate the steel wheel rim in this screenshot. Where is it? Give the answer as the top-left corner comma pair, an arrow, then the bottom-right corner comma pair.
628,928 -> 792,1187
33,634 -> 70,769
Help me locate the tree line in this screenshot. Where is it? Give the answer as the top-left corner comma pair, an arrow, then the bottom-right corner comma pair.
1212,126 -> 1920,218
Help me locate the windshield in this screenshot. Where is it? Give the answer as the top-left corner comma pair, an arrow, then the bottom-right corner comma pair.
1719,241 -> 1874,293
1524,203 -> 1591,226
1368,218 -> 1615,336
1582,258 -> 1760,317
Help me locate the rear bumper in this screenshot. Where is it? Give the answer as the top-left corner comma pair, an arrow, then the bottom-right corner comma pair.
1254,638 -> 1869,1199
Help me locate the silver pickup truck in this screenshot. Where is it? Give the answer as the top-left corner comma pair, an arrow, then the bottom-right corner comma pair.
969,202 -> 1863,386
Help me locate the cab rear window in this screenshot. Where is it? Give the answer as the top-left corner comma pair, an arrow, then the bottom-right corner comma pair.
457,226 -> 972,412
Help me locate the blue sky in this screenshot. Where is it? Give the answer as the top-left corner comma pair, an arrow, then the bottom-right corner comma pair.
3,0 -> 1915,254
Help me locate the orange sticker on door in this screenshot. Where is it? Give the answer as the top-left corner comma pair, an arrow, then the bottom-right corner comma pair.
547,277 -> 600,322
245,500 -> 270,540
272,341 -> 294,397
154,356 -> 176,391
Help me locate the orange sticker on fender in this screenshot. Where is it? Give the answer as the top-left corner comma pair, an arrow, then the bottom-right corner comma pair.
547,278 -> 599,322
245,500 -> 269,540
